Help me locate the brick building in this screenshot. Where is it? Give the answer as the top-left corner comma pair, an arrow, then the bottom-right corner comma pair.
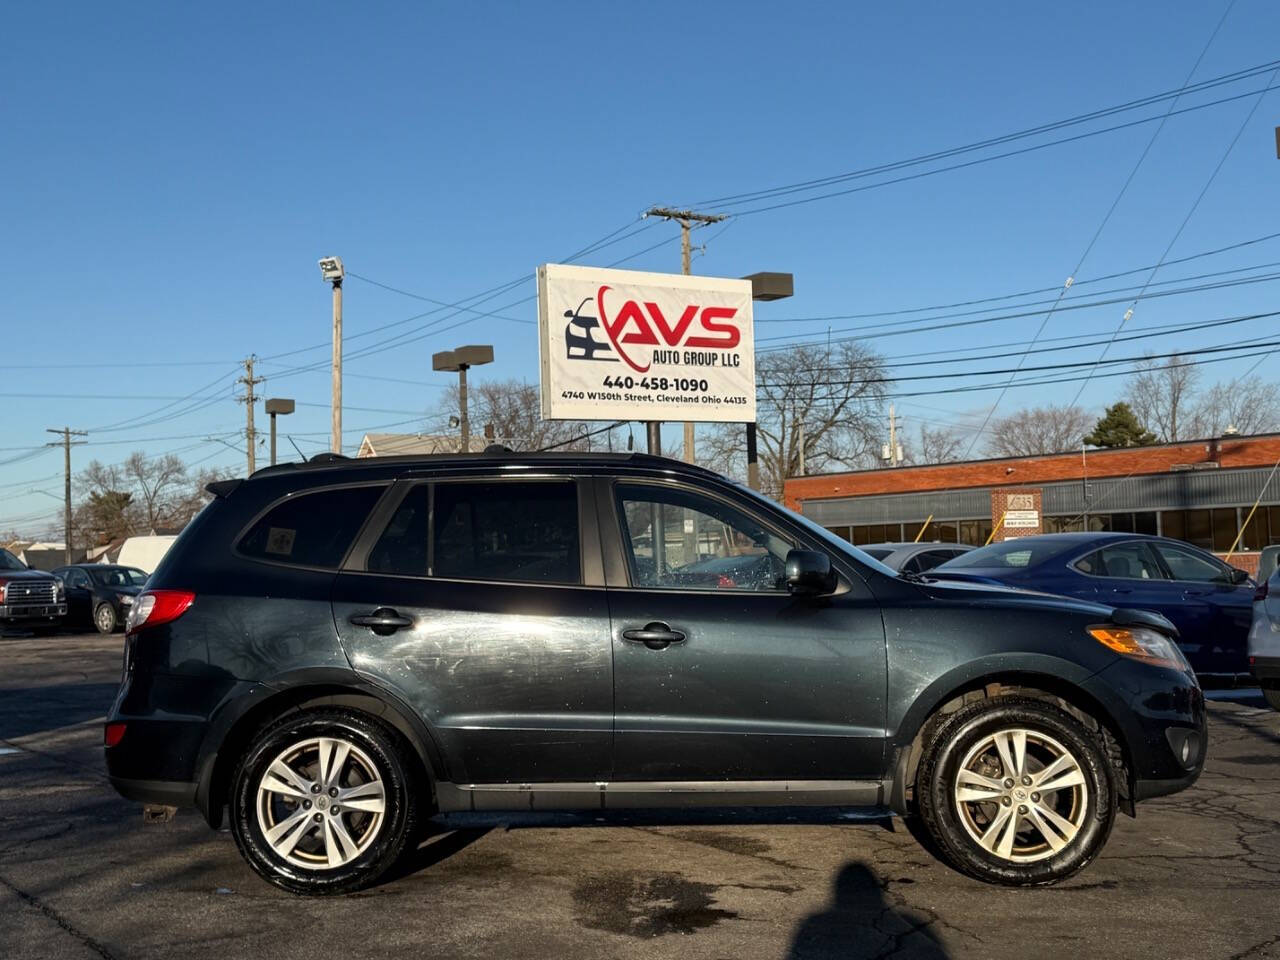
784,433 -> 1280,570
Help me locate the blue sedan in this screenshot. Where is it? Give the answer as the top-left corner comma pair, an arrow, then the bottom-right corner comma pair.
931,532 -> 1255,676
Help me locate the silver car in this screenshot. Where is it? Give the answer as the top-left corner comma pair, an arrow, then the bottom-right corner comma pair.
859,541 -> 974,574
1248,565 -> 1280,711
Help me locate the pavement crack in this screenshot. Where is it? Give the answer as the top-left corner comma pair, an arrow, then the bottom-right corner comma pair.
0,870 -> 120,960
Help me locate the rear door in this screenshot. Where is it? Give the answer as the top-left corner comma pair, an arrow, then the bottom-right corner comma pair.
599,477 -> 886,782
331,475 -> 613,784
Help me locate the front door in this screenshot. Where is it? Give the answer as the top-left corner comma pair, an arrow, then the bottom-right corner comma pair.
1149,540 -> 1253,674
332,476 -> 613,784
600,479 -> 886,782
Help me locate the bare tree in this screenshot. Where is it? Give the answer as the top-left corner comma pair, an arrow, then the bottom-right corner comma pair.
124,452 -> 188,532
907,424 -> 967,465
1186,376 -> 1280,438
1124,356 -> 1200,442
438,379 -> 618,452
984,405 -> 1093,457
702,342 -> 887,497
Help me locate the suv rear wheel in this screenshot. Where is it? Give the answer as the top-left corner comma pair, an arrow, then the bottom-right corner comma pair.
229,708 -> 418,895
915,696 -> 1115,885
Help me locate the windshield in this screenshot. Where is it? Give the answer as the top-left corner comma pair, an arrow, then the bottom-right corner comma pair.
91,567 -> 148,587
0,549 -> 26,571
937,538 -> 1079,570
730,482 -> 900,578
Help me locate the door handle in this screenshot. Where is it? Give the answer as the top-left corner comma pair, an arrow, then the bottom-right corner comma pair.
349,607 -> 414,635
622,622 -> 686,650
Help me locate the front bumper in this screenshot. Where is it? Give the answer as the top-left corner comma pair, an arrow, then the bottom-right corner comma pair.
0,603 -> 66,622
1084,657 -> 1207,806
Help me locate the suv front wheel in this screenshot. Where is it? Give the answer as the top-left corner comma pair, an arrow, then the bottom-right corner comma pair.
229,708 -> 419,895
915,696 -> 1115,885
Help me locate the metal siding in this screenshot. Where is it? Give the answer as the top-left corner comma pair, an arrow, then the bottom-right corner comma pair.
801,466 -> 1280,525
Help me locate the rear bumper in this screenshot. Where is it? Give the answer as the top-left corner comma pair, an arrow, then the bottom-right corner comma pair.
1251,655 -> 1280,690
109,776 -> 197,807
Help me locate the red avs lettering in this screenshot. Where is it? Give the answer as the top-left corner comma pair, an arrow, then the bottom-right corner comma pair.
595,285 -> 740,373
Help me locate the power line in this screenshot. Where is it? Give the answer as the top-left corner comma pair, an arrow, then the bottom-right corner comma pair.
1067,61 -> 1280,407
693,56 -> 1278,209
958,0 -> 1240,458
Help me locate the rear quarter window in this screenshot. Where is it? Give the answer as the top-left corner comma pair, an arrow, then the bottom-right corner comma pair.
238,485 -> 386,569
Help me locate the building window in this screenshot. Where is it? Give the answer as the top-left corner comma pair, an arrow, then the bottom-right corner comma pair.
958,519 -> 993,545
850,523 -> 903,545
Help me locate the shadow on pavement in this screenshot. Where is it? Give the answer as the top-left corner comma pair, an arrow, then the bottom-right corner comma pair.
0,683 -> 118,739
787,862 -> 948,959
376,825 -> 493,886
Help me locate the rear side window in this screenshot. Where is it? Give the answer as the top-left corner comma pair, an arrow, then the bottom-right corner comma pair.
239,485 -> 385,569
1075,542 -> 1164,580
367,480 -> 580,584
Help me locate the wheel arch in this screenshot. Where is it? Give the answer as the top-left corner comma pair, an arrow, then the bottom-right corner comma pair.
887,667 -> 1135,819
194,670 -> 444,829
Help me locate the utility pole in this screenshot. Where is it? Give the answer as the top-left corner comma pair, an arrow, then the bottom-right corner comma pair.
319,257 -> 345,454
45,427 -> 87,564
889,404 -> 900,467
237,356 -> 265,474
645,207 -> 726,460
797,411 -> 806,477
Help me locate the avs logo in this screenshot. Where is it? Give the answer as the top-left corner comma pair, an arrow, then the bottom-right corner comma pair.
564,285 -> 741,374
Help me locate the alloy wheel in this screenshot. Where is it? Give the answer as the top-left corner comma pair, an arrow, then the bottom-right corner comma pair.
952,727 -> 1089,863
255,736 -> 387,870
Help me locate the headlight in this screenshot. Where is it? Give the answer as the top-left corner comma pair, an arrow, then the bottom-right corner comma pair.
119,594 -> 134,605
1088,625 -> 1187,670
54,581 -> 65,600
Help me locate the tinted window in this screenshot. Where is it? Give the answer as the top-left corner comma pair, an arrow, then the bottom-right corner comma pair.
1153,542 -> 1230,583
1075,542 -> 1163,580
239,485 -> 385,569
0,549 -> 25,571
913,549 -> 961,573
616,483 -> 792,591
939,538 -> 1077,569
431,481 -> 579,584
92,567 -> 148,587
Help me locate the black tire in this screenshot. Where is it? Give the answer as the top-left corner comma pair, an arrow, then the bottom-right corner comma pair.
229,708 -> 419,895
94,603 -> 118,635
915,696 -> 1115,886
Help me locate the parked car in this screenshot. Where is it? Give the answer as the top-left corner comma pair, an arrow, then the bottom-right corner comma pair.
1248,566 -> 1280,711
107,451 -> 1205,894
0,547 -> 66,634
52,564 -> 148,634
931,532 -> 1254,676
1256,544 -> 1280,584
860,541 -> 974,574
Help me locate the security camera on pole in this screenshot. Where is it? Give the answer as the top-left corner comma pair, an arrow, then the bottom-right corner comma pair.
318,257 -> 344,454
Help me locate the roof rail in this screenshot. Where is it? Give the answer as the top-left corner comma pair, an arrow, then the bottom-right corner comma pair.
309,452 -> 350,465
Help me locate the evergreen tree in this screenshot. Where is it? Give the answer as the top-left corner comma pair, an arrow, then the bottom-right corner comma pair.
1084,402 -> 1157,448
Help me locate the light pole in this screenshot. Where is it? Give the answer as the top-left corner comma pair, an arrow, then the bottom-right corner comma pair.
742,272 -> 794,491
318,256 -> 344,454
432,345 -> 494,452
265,398 -> 295,466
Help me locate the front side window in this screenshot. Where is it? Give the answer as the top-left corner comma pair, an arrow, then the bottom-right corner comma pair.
1153,542 -> 1230,583
616,483 -> 792,592
239,485 -> 386,569
368,480 -> 581,584
1075,542 -> 1164,580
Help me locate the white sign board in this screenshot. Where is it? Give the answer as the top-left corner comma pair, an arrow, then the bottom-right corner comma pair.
537,263 -> 756,423
1004,509 -> 1041,528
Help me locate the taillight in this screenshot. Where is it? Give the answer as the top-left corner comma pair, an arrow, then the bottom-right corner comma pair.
1255,579 -> 1269,602
104,723 -> 127,748
125,590 -> 195,635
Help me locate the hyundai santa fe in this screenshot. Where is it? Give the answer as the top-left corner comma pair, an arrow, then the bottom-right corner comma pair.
106,451 -> 1206,894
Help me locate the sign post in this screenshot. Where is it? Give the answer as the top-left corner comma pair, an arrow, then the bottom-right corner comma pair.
537,264 -> 756,428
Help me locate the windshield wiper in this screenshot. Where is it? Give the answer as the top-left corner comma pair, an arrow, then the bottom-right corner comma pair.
898,569 -> 933,583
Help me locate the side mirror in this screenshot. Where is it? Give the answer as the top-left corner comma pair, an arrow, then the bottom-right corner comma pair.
785,549 -> 837,596
1229,567 -> 1251,585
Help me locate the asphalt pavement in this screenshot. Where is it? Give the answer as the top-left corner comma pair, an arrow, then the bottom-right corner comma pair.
1,632 -> 1278,960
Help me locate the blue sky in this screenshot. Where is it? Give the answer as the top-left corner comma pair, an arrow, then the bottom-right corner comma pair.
3,1 -> 1279,534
